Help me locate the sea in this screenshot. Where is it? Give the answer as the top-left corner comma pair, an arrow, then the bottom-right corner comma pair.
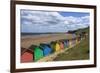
21,33 -> 62,39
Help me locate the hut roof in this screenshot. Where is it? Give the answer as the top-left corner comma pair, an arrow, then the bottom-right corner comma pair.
40,43 -> 49,46
29,45 -> 42,52
50,41 -> 57,44
40,43 -> 51,49
21,47 -> 33,55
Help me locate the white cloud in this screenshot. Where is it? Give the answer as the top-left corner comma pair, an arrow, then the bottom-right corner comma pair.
21,10 -> 89,33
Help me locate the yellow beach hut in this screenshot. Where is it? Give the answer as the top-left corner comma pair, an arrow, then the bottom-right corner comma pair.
55,42 -> 61,52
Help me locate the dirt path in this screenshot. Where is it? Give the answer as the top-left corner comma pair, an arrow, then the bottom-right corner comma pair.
37,42 -> 80,62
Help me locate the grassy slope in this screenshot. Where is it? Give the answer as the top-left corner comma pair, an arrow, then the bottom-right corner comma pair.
54,27 -> 89,61
75,27 -> 89,35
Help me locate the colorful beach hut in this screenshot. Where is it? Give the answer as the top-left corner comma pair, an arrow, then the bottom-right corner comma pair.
79,33 -> 83,40
29,45 -> 44,61
71,39 -> 76,45
55,41 -> 61,52
50,41 -> 56,52
59,41 -> 64,50
76,37 -> 79,44
69,39 -> 73,47
63,39 -> 69,48
72,34 -> 77,45
76,36 -> 81,43
21,47 -> 33,63
50,41 -> 61,52
40,43 -> 52,56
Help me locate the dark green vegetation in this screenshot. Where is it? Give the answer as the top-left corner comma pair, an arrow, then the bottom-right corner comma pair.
67,27 -> 89,34
54,27 -> 89,61
75,27 -> 89,34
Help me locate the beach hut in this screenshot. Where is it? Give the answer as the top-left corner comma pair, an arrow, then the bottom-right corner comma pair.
76,37 -> 79,44
63,40 -> 69,48
50,41 -> 56,52
55,41 -> 61,52
75,34 -> 80,43
59,41 -> 64,50
81,32 -> 88,39
63,41 -> 67,48
50,41 -> 61,52
69,39 -> 73,47
21,47 -> 33,63
71,39 -> 75,45
79,34 -> 83,40
29,45 -> 44,61
40,43 -> 52,56
71,34 -> 77,45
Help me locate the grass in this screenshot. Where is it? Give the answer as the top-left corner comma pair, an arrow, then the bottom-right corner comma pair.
54,36 -> 89,61
53,35 -> 89,61
75,27 -> 89,35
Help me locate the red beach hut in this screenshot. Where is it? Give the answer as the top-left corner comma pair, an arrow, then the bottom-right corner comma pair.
21,48 -> 33,63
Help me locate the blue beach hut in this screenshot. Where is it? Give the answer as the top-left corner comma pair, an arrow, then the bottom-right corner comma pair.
63,40 -> 69,48
63,41 -> 67,48
40,44 -> 52,56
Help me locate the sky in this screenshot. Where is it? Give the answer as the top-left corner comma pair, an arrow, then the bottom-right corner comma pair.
21,9 -> 90,33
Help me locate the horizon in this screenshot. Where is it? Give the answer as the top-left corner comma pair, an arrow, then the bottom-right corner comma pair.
21,26 -> 89,33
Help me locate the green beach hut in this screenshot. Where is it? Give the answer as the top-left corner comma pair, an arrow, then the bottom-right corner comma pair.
29,45 -> 44,62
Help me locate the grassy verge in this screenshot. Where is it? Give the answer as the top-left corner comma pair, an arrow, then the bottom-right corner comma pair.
53,36 -> 89,61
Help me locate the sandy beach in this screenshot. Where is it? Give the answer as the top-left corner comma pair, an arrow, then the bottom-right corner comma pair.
21,33 -> 75,49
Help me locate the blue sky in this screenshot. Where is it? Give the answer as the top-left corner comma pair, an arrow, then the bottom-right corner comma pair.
59,12 -> 89,17
21,9 -> 90,33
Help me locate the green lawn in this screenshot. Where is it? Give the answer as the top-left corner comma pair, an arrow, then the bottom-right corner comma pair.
53,36 -> 89,61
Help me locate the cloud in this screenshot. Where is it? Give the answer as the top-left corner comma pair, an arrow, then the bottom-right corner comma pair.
21,10 -> 90,33
63,16 -> 89,30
